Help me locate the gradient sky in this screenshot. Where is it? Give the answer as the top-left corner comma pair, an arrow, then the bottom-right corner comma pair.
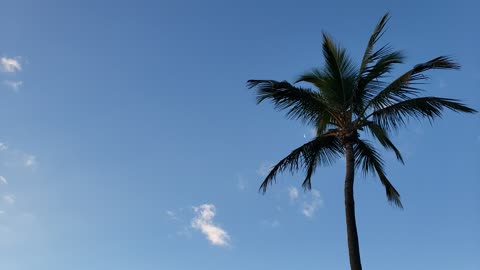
0,1 -> 479,270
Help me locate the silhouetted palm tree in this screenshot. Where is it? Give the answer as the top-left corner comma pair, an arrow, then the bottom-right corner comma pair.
247,13 -> 476,270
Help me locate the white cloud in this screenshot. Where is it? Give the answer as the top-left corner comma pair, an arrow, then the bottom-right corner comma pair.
0,57 -> 22,73
288,186 -> 299,202
3,80 -> 23,92
256,161 -> 274,177
3,194 -> 15,205
0,143 -> 8,151
191,204 -> 230,246
24,154 -> 37,168
0,176 -> 7,185
302,189 -> 323,218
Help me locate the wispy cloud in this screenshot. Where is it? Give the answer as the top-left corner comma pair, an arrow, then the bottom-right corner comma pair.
3,194 -> 15,205
256,161 -> 274,177
191,204 -> 230,246
0,144 -> 38,170
0,57 -> 22,73
237,175 -> 247,191
23,154 -> 37,169
0,176 -> 7,185
0,143 -> 8,151
302,189 -> 323,218
165,210 -> 178,220
3,80 -> 23,92
288,186 -> 299,202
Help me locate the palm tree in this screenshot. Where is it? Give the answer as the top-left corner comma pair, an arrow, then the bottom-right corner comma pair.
247,13 -> 476,270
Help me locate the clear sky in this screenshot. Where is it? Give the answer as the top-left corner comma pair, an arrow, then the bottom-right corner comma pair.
0,1 -> 479,269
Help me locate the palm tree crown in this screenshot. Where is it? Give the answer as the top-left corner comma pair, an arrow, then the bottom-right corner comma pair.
248,13 -> 476,208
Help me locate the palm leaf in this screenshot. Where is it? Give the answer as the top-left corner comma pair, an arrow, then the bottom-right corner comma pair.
354,50 -> 405,115
295,68 -> 343,111
321,33 -> 358,107
370,96 -> 477,130
364,56 -> 461,113
295,68 -> 330,92
247,80 -> 331,124
361,51 -> 405,85
359,13 -> 391,75
362,121 -> 404,164
354,139 -> 403,208
259,135 -> 343,193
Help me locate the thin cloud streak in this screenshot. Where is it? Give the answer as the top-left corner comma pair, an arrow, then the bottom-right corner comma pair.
3,80 -> 23,92
3,194 -> 15,205
24,154 -> 37,169
237,175 -> 247,191
288,187 -> 299,202
0,57 -> 22,73
0,143 -> 8,151
256,161 -> 274,177
302,189 -> 323,218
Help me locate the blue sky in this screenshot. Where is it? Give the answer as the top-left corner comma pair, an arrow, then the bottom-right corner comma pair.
0,1 -> 479,269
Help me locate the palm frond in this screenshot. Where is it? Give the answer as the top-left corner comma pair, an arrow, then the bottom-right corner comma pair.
370,96 -> 477,130
259,135 -> 343,193
362,121 -> 404,164
359,13 -> 391,75
354,139 -> 403,208
315,112 -> 339,135
247,80 -> 330,124
301,152 -> 317,191
361,51 -> 405,84
354,50 -> 405,115
364,56 -> 461,114
295,68 -> 330,91
321,33 -> 358,107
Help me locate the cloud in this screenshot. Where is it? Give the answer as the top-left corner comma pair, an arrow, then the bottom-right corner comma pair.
0,176 -> 7,185
191,204 -> 230,246
256,161 -> 274,177
288,187 -> 299,202
0,145 -> 38,169
0,143 -> 8,151
165,210 -> 178,221
302,189 -> 323,218
3,80 -> 23,92
24,154 -> 37,168
3,194 -> 15,205
0,57 -> 22,73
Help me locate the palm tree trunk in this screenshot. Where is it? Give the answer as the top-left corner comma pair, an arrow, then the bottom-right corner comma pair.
344,142 -> 362,270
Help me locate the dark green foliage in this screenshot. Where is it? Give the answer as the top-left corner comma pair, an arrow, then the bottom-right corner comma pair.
248,13 -> 477,207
